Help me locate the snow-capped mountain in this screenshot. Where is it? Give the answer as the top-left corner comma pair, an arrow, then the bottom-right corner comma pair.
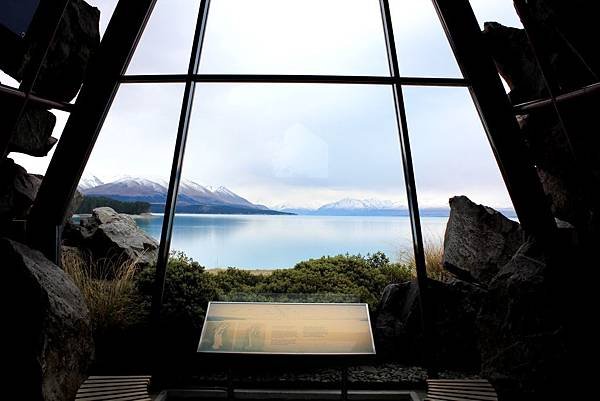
319,198 -> 406,211
85,176 -> 167,196
272,198 -> 412,216
79,176 -> 288,215
313,198 -> 409,216
78,175 -> 104,190
179,179 -> 258,208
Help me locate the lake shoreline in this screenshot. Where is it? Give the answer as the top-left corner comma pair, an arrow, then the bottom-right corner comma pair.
206,268 -> 275,276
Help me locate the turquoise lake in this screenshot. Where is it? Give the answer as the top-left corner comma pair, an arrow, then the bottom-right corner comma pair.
133,214 -> 449,269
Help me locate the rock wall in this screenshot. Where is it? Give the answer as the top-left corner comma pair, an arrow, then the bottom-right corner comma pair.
3,238 -> 94,401
376,196 -> 568,400
1,4 -> 101,400
0,0 -> 99,230
482,0 -> 600,239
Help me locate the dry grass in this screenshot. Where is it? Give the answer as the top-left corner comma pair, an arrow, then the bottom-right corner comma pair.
397,235 -> 449,282
62,250 -> 140,332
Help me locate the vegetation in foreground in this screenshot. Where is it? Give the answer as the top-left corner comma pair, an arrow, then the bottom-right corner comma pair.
63,242 -> 444,339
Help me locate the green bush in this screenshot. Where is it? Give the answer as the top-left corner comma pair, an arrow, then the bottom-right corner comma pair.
254,252 -> 412,307
135,251 -> 218,329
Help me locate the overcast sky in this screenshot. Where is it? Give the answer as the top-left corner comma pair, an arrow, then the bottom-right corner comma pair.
9,0 -> 522,208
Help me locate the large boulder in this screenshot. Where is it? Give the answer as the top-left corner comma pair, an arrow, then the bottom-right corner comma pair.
67,207 -> 158,267
1,99 -> 58,157
482,22 -> 546,104
375,278 -> 483,370
0,159 -> 81,223
374,281 -> 420,362
478,240 -> 566,400
4,0 -> 100,102
0,158 -> 42,220
3,238 -> 93,401
443,196 -> 523,285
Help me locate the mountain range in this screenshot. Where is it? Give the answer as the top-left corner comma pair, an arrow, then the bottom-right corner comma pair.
79,176 -> 288,215
79,176 -> 515,217
272,198 -> 452,217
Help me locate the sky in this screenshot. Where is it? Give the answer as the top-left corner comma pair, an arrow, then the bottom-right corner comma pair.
6,0 -> 523,209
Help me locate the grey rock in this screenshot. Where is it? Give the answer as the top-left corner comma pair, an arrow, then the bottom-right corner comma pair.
1,99 -> 58,157
67,189 -> 84,221
443,196 -> 523,285
478,240 -> 565,400
3,238 -> 93,401
72,207 -> 158,267
0,159 -> 81,222
375,278 -> 483,370
374,281 -> 420,361
15,0 -> 100,101
482,22 -> 546,104
484,2 -> 600,236
0,158 -> 42,219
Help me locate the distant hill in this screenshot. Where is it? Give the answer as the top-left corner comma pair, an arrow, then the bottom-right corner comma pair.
273,198 -> 516,218
274,198 -> 413,216
79,177 -> 292,215
76,196 -> 151,215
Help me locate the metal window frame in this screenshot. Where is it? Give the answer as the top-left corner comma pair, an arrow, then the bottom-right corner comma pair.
145,0 -> 440,329
26,0 -> 558,370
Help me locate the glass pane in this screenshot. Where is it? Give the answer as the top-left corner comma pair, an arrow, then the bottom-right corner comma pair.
127,0 -> 200,74
8,108 -> 68,175
79,83 -> 184,219
165,84 -> 420,281
199,0 -> 389,76
389,0 -> 462,78
404,86 -> 515,279
404,86 -> 514,215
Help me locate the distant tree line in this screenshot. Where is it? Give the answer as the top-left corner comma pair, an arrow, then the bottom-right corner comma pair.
76,196 -> 151,215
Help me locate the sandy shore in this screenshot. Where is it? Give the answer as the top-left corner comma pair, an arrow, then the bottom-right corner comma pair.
205,268 -> 275,276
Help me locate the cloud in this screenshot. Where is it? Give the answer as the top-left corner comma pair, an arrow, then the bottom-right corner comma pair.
11,0 -> 520,209
272,123 -> 329,179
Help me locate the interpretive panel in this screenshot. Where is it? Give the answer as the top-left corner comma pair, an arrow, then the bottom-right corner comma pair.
198,302 -> 375,355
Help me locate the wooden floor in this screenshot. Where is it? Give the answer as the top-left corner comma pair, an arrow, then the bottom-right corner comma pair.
425,379 -> 498,401
75,375 -> 152,401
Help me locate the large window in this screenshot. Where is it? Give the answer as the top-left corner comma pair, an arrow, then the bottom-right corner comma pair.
75,0 -> 517,299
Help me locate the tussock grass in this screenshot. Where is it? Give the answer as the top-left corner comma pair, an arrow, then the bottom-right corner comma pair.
62,250 -> 140,332
397,235 -> 448,282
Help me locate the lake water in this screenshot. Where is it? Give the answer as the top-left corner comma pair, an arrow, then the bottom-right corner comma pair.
134,214 -> 449,269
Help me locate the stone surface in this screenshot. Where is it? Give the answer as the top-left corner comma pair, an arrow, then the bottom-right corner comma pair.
374,281 -> 421,362
67,207 -> 158,267
443,196 -> 523,285
3,238 -> 93,401
483,5 -> 600,237
0,158 -> 42,219
482,22 -> 546,104
478,240 -> 565,401
15,0 -> 100,101
5,102 -> 58,157
375,278 -> 483,370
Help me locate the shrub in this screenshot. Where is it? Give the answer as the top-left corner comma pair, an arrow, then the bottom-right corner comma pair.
135,251 -> 218,330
